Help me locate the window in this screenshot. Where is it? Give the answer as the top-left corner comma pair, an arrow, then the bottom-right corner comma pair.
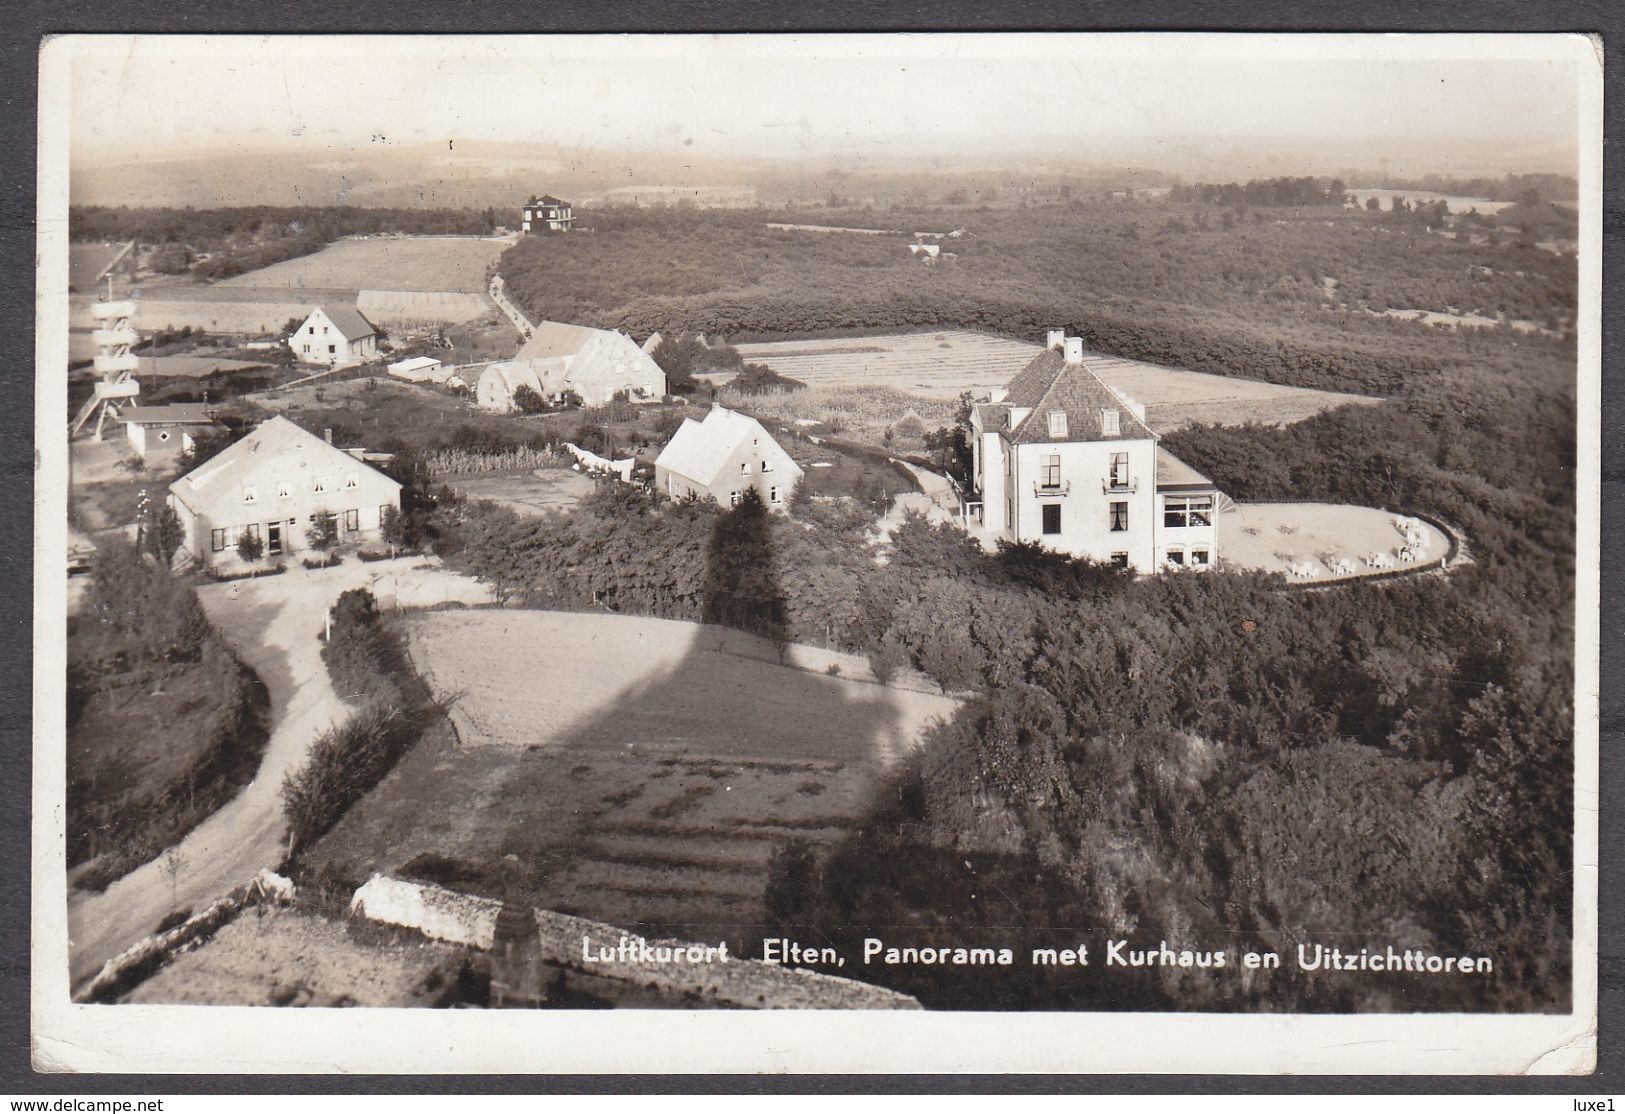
1109,452 -> 1130,488
277,481 -> 291,499
1164,496 -> 1214,528
769,487 -> 781,504
243,485 -> 258,504
322,326 -> 329,335
1042,503 -> 1062,535
1047,411 -> 1069,439
313,477 -> 327,494
1110,551 -> 1129,569
328,345 -> 336,355
211,528 -> 227,552
303,344 -> 311,354
379,504 -> 391,523
345,508 -> 359,532
1167,548 -> 1186,566
1040,454 -> 1062,489
1102,409 -> 1121,436
730,491 -> 744,506
244,523 -> 260,541
761,459 -> 773,472
1192,549 -> 1210,566
157,430 -> 171,442
1110,501 -> 1128,532
345,474 -> 359,490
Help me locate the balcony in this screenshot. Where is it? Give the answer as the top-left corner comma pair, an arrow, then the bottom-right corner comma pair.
1033,479 -> 1070,497
1101,477 -> 1139,494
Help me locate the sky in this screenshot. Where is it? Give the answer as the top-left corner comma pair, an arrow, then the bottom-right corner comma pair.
60,34 -> 1588,170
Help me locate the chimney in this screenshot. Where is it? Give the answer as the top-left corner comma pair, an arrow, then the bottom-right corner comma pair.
323,428 -> 333,445
1046,329 -> 1065,351
1063,337 -> 1084,364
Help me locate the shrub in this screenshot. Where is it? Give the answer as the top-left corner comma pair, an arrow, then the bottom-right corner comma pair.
512,384 -> 548,414
236,527 -> 264,562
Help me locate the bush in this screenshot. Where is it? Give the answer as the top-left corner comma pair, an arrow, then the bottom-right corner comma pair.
302,554 -> 343,570
512,384 -> 548,414
237,527 -> 264,562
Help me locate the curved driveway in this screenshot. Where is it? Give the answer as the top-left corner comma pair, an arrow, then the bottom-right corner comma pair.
67,557 -> 490,991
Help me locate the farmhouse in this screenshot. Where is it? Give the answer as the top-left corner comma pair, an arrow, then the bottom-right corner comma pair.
655,405 -> 804,512
970,332 -> 1221,573
476,321 -> 667,410
118,403 -> 223,467
167,416 -> 402,568
291,305 -> 379,368
521,195 -> 574,234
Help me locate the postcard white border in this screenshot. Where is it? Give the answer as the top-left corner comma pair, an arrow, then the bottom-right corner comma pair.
31,31 -> 1602,1075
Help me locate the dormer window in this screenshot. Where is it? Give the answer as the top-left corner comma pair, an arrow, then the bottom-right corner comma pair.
1047,411 -> 1068,439
1102,409 -> 1121,436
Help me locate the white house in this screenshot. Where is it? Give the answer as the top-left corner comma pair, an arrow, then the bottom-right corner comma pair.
119,403 -> 223,467
654,406 -> 804,513
521,194 -> 574,233
476,321 -> 667,410
970,332 -> 1221,573
167,416 -> 402,567
291,306 -> 379,368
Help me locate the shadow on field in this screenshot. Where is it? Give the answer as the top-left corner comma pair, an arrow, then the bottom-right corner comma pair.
476,490 -> 922,956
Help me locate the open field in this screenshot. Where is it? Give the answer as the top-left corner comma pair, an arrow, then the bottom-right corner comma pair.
1345,189 -> 1515,215
729,331 -> 1382,430
1219,502 -> 1450,579
452,469 -> 597,517
69,289 -> 492,335
123,907 -> 469,1007
216,236 -> 507,293
302,610 -> 958,938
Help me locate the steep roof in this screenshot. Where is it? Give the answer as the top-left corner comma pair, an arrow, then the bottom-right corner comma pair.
1000,349 -> 1159,445
516,320 -> 598,361
169,415 -> 398,513
315,305 -> 377,341
655,406 -> 801,488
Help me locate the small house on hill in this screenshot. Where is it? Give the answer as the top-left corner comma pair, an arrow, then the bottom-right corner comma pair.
521,195 -> 574,234
476,321 -> 666,410
654,406 -> 803,512
292,306 -> 379,368
119,403 -> 223,467
167,416 -> 402,568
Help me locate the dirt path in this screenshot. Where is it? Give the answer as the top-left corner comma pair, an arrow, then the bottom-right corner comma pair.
66,557 -> 491,991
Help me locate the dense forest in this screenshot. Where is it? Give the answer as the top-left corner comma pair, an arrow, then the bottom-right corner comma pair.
498,201 -> 1577,399
68,205 -> 497,280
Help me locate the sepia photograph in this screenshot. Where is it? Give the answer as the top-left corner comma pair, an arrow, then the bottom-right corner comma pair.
30,31 -> 1601,1074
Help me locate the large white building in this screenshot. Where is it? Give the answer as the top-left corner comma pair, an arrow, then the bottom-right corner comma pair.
654,406 -> 804,513
477,321 -> 667,410
167,416 -> 402,567
970,333 -> 1220,573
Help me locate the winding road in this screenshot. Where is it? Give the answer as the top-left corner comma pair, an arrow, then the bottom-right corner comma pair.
67,557 -> 491,992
